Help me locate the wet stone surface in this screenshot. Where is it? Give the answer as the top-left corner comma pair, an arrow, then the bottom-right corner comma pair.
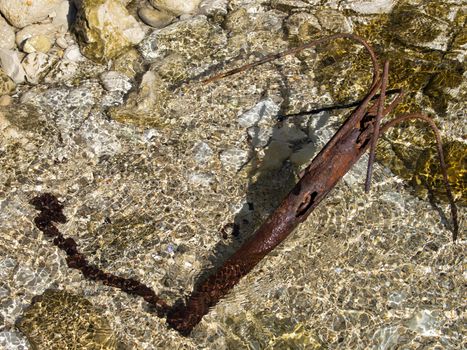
0,0 -> 465,349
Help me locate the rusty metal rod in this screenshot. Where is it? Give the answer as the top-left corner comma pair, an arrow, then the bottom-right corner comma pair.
167,79 -> 387,335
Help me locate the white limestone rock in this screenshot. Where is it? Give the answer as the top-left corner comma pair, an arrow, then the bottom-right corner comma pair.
22,52 -> 54,84
341,0 -> 396,14
63,44 -> 86,62
199,0 -> 228,16
0,15 -> 15,50
0,0 -> 63,28
149,0 -> 202,16
52,0 -> 75,33
0,49 -> 25,83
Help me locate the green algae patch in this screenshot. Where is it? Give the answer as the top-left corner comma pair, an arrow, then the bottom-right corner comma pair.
17,289 -> 118,350
224,311 -> 323,349
412,140 -> 466,205
424,59 -> 464,116
389,4 -> 443,47
378,137 -> 466,206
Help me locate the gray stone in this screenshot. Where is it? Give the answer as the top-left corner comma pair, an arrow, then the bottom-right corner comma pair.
0,15 -> 15,50
192,141 -> 213,164
220,148 -> 249,171
237,98 -> 280,128
187,172 -> 214,186
406,309 -> 441,337
0,330 -> 30,350
247,126 -> 273,148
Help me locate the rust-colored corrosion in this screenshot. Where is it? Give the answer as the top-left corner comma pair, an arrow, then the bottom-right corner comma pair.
30,34 -> 459,337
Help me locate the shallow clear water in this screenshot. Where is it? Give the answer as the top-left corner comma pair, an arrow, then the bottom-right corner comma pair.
0,0 -> 465,349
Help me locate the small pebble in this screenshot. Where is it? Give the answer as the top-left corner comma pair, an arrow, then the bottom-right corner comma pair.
56,36 -> 69,49
192,141 -> 213,164
149,0 -> 201,16
100,71 -> 132,93
63,45 -> 85,62
138,7 -> 174,29
23,35 -> 53,54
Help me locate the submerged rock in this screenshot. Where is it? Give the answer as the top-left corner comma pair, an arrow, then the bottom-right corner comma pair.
17,289 -> 118,350
0,330 -> 30,350
74,0 -> 145,63
220,148 -> 250,171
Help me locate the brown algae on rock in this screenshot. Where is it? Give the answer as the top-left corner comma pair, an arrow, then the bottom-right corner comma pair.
17,289 -> 118,350
74,0 -> 145,63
